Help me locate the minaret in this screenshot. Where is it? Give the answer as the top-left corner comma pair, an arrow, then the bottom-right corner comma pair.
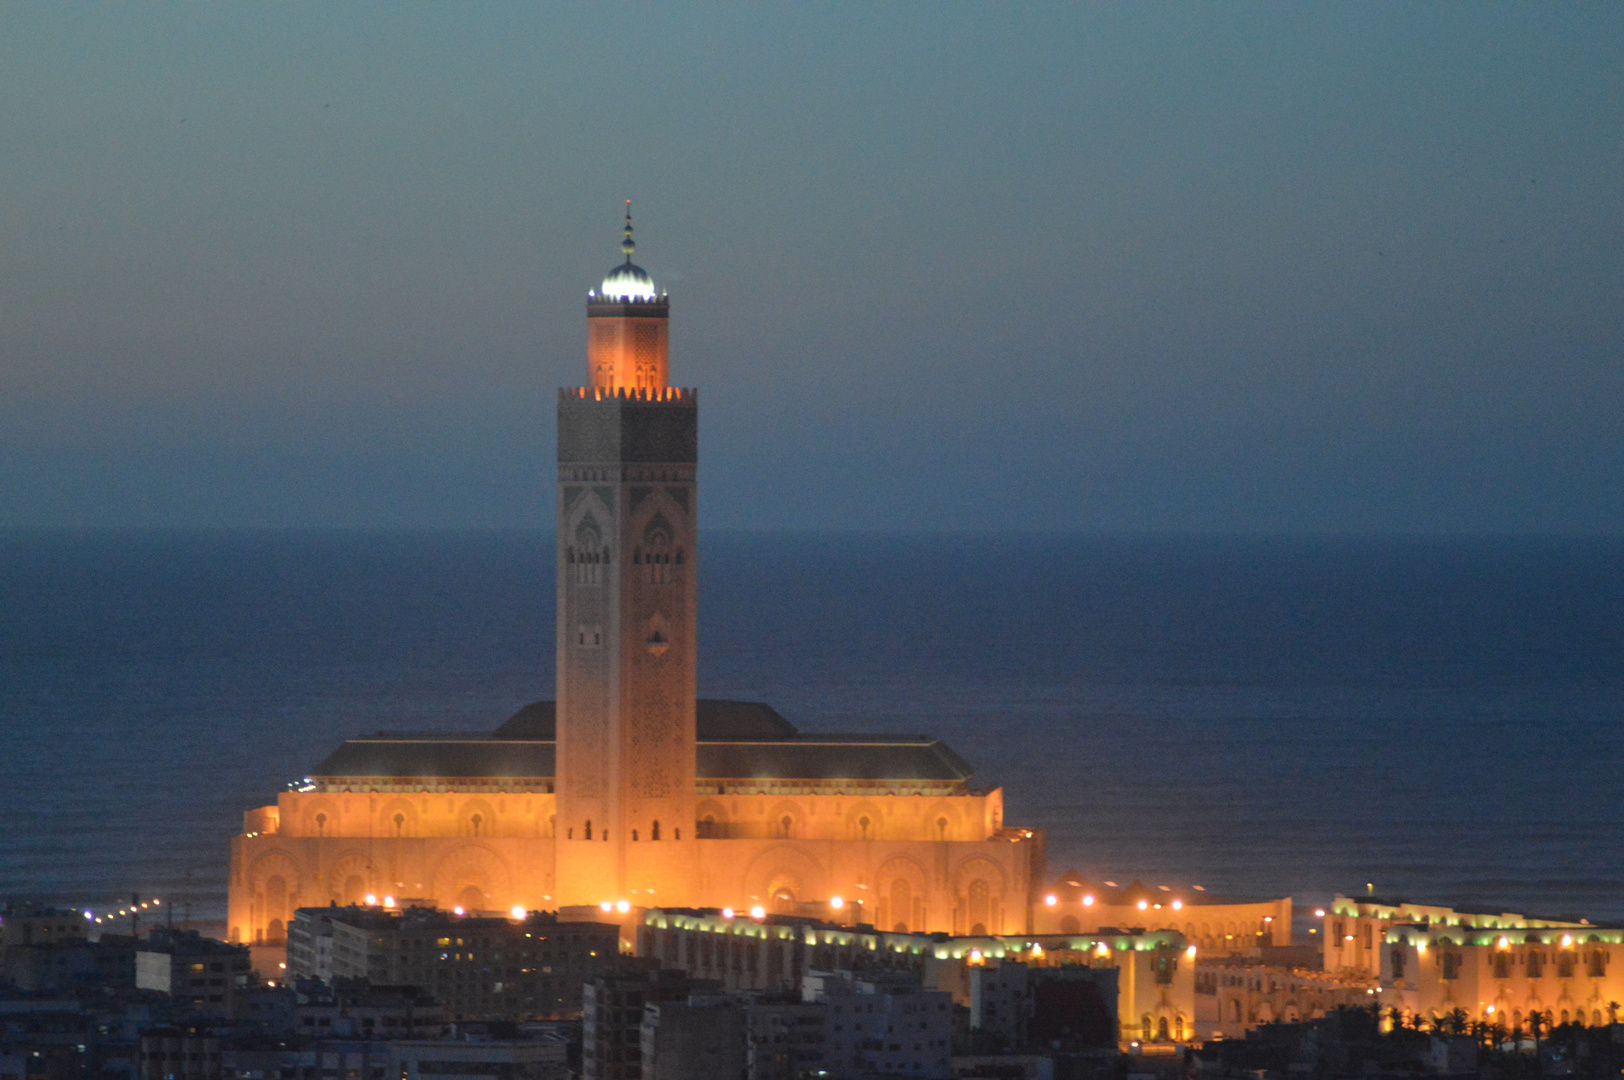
554,205 -> 697,908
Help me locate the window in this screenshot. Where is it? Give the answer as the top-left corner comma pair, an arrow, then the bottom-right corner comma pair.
576,624 -> 602,648
651,820 -> 660,841
1589,950 -> 1607,978
1493,953 -> 1510,979
1391,948 -> 1406,980
1441,952 -> 1460,980
1558,952 -> 1575,978
1526,951 -> 1543,978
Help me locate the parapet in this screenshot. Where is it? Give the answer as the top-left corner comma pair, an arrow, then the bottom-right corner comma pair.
559,386 -> 695,404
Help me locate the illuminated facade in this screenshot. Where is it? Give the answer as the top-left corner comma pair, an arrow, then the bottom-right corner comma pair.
1325,895 -> 1624,1030
227,210 -> 1042,947
1032,876 -> 1292,956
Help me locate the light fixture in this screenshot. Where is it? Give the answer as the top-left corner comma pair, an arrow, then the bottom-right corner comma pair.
750,905 -> 766,919
721,908 -> 735,919
1044,895 -> 1057,907
616,900 -> 631,914
830,897 -> 845,910
510,905 -> 526,919
364,894 -> 377,906
1082,895 -> 1095,907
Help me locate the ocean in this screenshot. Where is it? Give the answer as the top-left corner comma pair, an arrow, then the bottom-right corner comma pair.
1,531 -> 1621,923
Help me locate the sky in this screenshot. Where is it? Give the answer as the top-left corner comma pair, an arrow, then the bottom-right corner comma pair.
1,4 -> 1620,532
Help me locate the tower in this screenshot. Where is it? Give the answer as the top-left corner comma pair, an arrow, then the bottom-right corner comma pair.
554,205 -> 698,906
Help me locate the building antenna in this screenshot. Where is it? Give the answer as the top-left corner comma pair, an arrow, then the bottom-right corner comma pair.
622,200 -> 635,264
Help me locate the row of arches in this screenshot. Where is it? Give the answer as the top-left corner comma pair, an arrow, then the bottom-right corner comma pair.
747,848 -> 1013,936
296,798 -> 552,839
694,799 -> 971,843
241,844 -> 520,944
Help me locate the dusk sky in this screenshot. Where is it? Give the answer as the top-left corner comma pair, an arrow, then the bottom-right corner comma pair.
2,4 -> 1620,532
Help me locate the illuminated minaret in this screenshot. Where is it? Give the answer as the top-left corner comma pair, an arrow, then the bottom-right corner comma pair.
554,204 -> 697,906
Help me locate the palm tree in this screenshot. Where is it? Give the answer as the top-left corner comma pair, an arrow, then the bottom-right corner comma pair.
1526,1008 -> 1547,1057
1448,1008 -> 1469,1036
1607,1000 -> 1620,1026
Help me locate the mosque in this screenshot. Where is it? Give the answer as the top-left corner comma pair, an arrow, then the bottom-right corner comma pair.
227,210 -> 1044,947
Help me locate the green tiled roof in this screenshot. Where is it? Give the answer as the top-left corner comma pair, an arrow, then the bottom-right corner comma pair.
308,700 -> 973,783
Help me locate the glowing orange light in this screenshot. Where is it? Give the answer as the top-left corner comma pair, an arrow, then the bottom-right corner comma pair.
615,900 -> 631,914
510,905 -> 526,919
1082,895 -> 1095,906
453,906 -> 465,916
750,905 -> 766,919
721,908 -> 735,919
600,901 -> 613,912
830,897 -> 845,910
364,894 -> 377,906
1172,900 -> 1183,910
1137,899 -> 1149,911
1044,894 -> 1057,907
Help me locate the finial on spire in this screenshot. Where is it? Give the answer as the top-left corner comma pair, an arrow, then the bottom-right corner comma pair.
621,200 -> 635,263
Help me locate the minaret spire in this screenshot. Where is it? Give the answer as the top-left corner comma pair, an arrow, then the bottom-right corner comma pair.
621,199 -> 635,264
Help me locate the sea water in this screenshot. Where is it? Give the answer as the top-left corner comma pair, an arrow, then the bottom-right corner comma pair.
1,531 -> 1620,921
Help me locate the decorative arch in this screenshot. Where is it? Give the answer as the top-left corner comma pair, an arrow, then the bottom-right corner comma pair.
300,799 -> 342,837
695,799 -> 728,839
844,801 -> 886,842
767,800 -> 805,840
742,845 -> 828,914
874,856 -> 929,933
952,857 -> 1009,936
430,843 -> 514,913
377,798 -> 419,838
923,800 -> 964,842
249,851 -> 303,942
324,853 -> 376,905
458,798 -> 500,838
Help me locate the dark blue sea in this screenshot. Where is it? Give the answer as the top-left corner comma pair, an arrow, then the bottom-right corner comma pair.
2,531 -> 1621,922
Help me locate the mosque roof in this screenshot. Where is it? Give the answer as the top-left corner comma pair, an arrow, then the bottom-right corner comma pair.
306,699 -> 975,784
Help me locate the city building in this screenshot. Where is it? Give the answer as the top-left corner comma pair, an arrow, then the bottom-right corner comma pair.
635,907 -> 1193,1048
582,966 -> 698,1080
804,969 -> 953,1080
1323,893 -> 1596,978
229,210 -> 1041,948
1378,918 -> 1624,1029
1032,877 -> 1292,955
135,930 -> 254,1017
1193,958 -> 1373,1040
638,1000 -> 746,1080
969,961 -> 1118,1050
286,907 -> 620,1019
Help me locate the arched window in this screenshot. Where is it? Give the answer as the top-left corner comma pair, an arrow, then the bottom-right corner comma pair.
936,816 -> 949,841
469,813 -> 483,837
315,813 -> 327,837
1588,950 -> 1607,977
967,880 -> 990,936
858,815 -> 871,841
780,815 -> 794,839
1527,950 -> 1543,978
1141,1015 -> 1153,1041
393,812 -> 406,837
651,820 -> 660,841
1558,951 -> 1575,978
891,878 -> 912,934
1158,1016 -> 1170,1041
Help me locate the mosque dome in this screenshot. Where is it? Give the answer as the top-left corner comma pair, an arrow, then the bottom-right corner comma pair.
600,261 -> 658,301
594,200 -> 661,301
